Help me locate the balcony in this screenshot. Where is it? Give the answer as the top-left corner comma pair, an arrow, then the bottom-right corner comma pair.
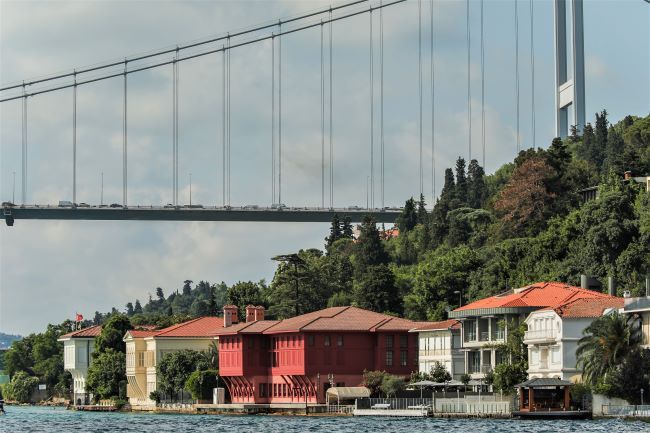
419,349 -> 456,357
524,329 -> 557,343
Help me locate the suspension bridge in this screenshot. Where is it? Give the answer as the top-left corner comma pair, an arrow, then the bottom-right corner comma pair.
1,0 -> 588,226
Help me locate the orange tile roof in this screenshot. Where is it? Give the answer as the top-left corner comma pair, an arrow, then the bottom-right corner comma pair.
127,329 -> 159,338
59,325 -> 102,339
410,319 -> 461,332
545,297 -> 624,318
454,282 -> 610,313
153,316 -> 225,338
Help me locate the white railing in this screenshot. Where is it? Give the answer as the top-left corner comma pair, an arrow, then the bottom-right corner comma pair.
328,404 -> 354,414
603,404 -> 650,417
524,329 -> 556,341
362,397 -> 511,414
367,398 -> 433,410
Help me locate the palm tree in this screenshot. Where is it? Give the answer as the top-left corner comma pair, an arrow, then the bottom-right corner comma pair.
576,311 -> 642,386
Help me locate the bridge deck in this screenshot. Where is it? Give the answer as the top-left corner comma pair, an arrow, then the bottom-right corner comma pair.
2,205 -> 400,225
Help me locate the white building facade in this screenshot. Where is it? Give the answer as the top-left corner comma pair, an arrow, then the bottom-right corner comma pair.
410,320 -> 464,380
58,325 -> 101,404
525,297 -> 623,380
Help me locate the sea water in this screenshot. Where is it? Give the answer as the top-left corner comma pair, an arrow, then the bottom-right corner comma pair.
0,405 -> 647,433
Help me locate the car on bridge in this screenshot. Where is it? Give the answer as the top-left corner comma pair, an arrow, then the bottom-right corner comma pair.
1,202 -> 15,208
109,203 -> 123,208
58,201 -> 74,208
271,203 -> 286,210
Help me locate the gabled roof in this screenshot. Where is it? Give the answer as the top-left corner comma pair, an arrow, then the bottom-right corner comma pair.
236,306 -> 430,334
409,319 -> 461,332
451,282 -> 611,317
542,296 -> 624,318
58,325 -> 102,340
125,329 -> 159,338
216,320 -> 280,335
152,316 -> 225,338
516,377 -> 573,388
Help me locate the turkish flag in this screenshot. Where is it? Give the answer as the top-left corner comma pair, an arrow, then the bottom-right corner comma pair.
75,313 -> 84,322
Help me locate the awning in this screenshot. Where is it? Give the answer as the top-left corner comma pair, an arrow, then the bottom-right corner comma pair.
515,377 -> 573,388
326,387 -> 371,400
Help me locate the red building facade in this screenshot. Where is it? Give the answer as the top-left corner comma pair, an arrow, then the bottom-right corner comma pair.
215,305 -> 425,404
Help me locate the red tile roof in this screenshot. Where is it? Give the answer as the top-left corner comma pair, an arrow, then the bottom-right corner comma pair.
59,325 -> 102,339
126,329 -> 159,338
153,316 -> 225,338
209,306 -> 431,335
454,282 -> 611,313
409,319 -> 461,332
545,297 -> 624,318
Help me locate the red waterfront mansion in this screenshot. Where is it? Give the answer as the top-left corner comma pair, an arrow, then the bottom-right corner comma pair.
215,305 -> 426,404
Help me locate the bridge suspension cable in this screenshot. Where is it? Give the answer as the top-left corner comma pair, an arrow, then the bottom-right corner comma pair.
321,23 -> 325,209
530,0 -> 536,149
515,0 -> 520,153
466,0 -> 471,161
380,0 -> 385,209
278,21 -> 282,207
0,0 -> 370,93
481,0 -> 485,169
123,60 -> 128,207
173,52 -> 179,206
430,0 -> 435,202
271,34 -> 276,206
222,45 -> 226,207
0,0 -> 406,104
329,9 -> 334,210
227,36 -> 232,206
21,84 -> 27,204
418,0 -> 423,197
72,71 -> 77,205
370,6 -> 374,209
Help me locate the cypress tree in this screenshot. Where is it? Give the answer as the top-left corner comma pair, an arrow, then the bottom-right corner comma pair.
134,300 -> 143,314
325,214 -> 343,250
416,193 -> 428,224
467,159 -> 487,208
355,215 -> 389,275
397,198 -> 417,232
341,216 -> 354,239
455,157 -> 468,205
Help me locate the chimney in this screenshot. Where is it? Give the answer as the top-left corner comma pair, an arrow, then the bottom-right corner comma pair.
245,305 -> 256,323
254,306 -> 265,321
223,305 -> 238,327
580,274 -> 588,290
623,171 -> 632,180
608,276 -> 616,296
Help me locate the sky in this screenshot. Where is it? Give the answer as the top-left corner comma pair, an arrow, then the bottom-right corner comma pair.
0,0 -> 648,335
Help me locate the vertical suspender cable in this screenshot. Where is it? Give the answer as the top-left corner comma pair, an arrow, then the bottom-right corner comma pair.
123,60 -> 128,207
515,0 -> 520,153
329,9 -> 333,209
73,71 -> 77,205
466,0 -> 471,161
222,46 -> 226,207
321,23 -> 325,209
21,84 -> 27,204
173,57 -> 176,205
430,0 -> 435,202
418,0 -> 423,197
272,35 -> 276,205
370,7 -> 374,209
530,0 -> 535,149
176,53 -> 180,206
227,36 -> 231,206
380,1 -> 385,209
278,21 -> 282,206
481,0 -> 485,169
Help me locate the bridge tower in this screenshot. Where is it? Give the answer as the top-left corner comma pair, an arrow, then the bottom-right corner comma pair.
554,0 -> 585,138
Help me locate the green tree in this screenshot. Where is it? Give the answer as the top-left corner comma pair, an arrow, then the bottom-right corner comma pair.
95,314 -> 131,354
489,320 -> 528,394
325,214 -> 343,250
226,281 -> 266,317
354,215 -> 389,275
454,157 -> 468,205
352,264 -> 399,314
125,302 -> 134,316
363,370 -> 387,397
182,280 -> 193,296
86,349 -> 126,401
341,216 -> 354,239
467,159 -> 487,209
184,369 -> 219,401
157,350 -> 210,399
429,361 -> 452,383
380,374 -> 406,397
397,198 -> 418,232
133,300 -> 143,314
156,287 -> 165,301
576,311 -> 642,386
416,194 -> 428,225
4,371 -> 39,403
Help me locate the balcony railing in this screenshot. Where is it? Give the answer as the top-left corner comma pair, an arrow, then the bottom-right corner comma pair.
419,349 -> 451,357
479,331 -> 490,342
524,329 -> 556,341
464,332 -> 477,342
